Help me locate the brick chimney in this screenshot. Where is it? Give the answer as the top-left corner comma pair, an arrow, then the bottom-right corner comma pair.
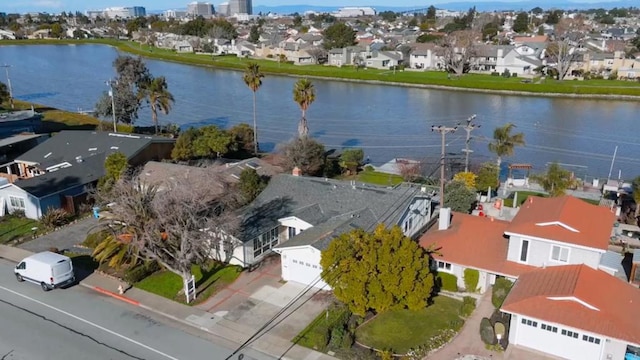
292,167 -> 302,176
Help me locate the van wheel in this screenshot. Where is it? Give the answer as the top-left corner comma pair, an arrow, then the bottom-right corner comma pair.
40,282 -> 51,292
15,273 -> 24,282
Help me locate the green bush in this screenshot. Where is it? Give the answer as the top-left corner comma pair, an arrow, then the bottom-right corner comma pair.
492,278 -> 514,308
124,261 -> 160,284
459,296 -> 477,318
449,317 -> 464,330
41,208 -> 72,230
438,272 -> 458,292
491,72 -> 499,76
463,268 -> 480,292
480,317 -> 496,345
315,328 -> 330,352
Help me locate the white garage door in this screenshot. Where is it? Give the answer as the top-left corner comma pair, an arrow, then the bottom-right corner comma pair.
515,317 -> 602,360
286,258 -> 323,288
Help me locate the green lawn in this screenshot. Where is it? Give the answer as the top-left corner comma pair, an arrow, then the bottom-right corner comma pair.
339,169 -> 404,186
503,191 -> 546,207
3,39 -> 640,97
135,262 -> 242,305
0,216 -> 39,244
355,295 -> 463,354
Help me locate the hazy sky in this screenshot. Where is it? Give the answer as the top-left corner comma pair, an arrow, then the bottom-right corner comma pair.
5,0 -> 620,13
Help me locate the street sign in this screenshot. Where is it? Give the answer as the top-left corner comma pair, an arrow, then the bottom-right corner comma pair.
184,275 -> 196,303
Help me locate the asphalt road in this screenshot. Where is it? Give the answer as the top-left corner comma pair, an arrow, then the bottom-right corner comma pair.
0,259 -> 270,360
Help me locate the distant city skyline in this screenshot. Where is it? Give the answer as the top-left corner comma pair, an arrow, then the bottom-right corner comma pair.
4,0 -> 626,14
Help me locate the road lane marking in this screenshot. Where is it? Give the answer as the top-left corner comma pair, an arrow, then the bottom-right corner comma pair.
0,285 -> 180,360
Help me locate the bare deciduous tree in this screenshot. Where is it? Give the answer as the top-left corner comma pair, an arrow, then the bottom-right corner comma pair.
436,30 -> 479,76
94,170 -> 240,282
396,160 -> 424,182
545,18 -> 586,80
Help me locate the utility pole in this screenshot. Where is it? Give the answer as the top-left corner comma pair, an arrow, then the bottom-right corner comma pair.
1,64 -> 14,109
461,114 -> 479,172
432,125 -> 457,208
106,79 -> 118,132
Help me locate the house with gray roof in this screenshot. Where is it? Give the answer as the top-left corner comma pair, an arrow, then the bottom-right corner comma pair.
212,172 -> 437,288
0,130 -> 174,219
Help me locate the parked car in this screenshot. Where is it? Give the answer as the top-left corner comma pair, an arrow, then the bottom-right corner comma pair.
14,251 -> 75,291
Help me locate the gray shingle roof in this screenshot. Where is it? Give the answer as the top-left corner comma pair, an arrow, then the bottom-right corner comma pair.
239,174 -> 423,248
17,131 -> 174,169
13,152 -> 106,198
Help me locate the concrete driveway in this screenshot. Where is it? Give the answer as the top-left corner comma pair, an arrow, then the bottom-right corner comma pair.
197,254 -> 331,341
18,217 -> 99,254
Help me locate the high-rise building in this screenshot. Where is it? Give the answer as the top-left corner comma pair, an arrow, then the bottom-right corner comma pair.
164,9 -> 187,19
217,2 -> 229,16
130,6 -> 146,17
186,2 -> 215,18
228,0 -> 252,15
90,6 -> 146,19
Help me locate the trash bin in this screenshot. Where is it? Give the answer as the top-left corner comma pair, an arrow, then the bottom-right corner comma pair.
93,207 -> 100,219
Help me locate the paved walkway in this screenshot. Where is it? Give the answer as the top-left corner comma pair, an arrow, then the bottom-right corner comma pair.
18,217 -> 98,254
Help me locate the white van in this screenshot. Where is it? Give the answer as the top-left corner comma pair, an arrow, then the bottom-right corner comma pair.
14,251 -> 75,291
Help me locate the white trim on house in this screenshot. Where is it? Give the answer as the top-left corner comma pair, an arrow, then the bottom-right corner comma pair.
535,221 -> 580,233
546,296 -> 599,311
505,231 -> 607,254
441,259 -> 519,281
278,216 -> 313,231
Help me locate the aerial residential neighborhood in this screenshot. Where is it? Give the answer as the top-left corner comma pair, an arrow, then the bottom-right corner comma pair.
0,1 -> 639,360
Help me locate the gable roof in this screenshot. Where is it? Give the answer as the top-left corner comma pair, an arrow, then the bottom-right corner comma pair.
419,212 -> 536,278
17,131 -> 174,169
12,153 -> 106,198
241,174 -> 425,246
502,264 -> 640,346
505,196 -> 615,251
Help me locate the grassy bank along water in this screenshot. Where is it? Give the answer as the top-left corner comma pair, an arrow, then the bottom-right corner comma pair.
3,38 -> 640,98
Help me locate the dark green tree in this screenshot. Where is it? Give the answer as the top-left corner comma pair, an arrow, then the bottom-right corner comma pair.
444,180 -> 476,213
531,6 -> 544,14
98,152 -> 128,192
322,22 -> 357,49
209,18 -> 238,39
531,162 -> 572,197
320,225 -> 435,316
50,23 -> 63,38
426,5 -> 437,20
0,82 -> 9,107
488,123 -> 525,171
281,137 -> 325,176
137,76 -> 174,134
193,125 -> 236,158
239,168 -> 267,203
339,148 -> 364,174
248,25 -> 260,43
171,127 -> 200,161
243,62 -> 264,155
512,12 -> 529,33
475,162 -> 500,193
293,78 -> 316,137
378,11 -> 397,22
545,10 -> 562,24
228,123 -> 255,156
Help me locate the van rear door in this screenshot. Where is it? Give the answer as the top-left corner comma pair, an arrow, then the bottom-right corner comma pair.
52,259 -> 73,285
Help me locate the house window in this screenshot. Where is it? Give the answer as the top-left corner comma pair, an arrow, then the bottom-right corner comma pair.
561,329 -> 579,339
541,324 -> 558,333
551,245 -> 569,262
9,196 -> 25,210
288,226 -> 296,239
582,335 -> 600,345
521,318 -> 538,327
252,226 -> 279,258
520,240 -> 529,262
437,261 -> 452,271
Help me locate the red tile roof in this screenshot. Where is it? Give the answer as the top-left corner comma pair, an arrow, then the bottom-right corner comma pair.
419,213 -> 535,278
505,196 -> 615,251
513,35 -> 548,43
502,264 -> 640,345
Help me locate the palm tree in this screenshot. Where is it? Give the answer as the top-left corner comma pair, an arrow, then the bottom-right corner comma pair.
243,62 -> 264,155
139,76 -> 174,135
293,78 -> 316,137
488,122 -> 525,171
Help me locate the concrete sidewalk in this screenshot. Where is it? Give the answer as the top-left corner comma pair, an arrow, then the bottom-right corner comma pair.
0,245 -> 335,360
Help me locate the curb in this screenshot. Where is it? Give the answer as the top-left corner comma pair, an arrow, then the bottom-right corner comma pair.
78,281 -> 215,335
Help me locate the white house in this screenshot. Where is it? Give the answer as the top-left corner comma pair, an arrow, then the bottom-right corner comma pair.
409,45 -> 439,70
420,195 -> 617,293
502,264 -> 640,360
213,172 -> 436,284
